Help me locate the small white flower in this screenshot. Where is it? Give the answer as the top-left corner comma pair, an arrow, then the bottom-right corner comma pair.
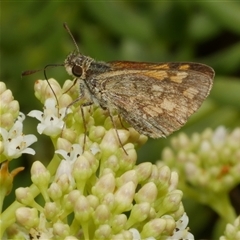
17,112 -> 26,122
28,98 -> 69,137
129,228 -> 141,240
29,213 -> 53,239
129,228 -> 156,240
55,144 -> 83,183
55,144 -> 83,162
90,142 -> 101,155
0,114 -> 37,160
167,213 -> 194,240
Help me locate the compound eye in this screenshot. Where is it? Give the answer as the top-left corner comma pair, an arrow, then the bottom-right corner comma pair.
72,65 -> 82,77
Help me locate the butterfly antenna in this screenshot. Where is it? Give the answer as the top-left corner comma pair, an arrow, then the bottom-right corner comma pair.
43,63 -> 64,108
63,22 -> 80,53
22,68 -> 44,77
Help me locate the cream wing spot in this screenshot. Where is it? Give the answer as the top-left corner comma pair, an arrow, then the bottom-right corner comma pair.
143,105 -> 163,117
179,64 -> 190,70
183,87 -> 199,99
160,99 -> 176,111
170,72 -> 188,83
151,84 -> 164,92
143,70 -> 168,79
151,84 -> 164,97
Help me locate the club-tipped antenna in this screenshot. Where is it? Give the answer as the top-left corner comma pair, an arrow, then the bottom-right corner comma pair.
22,68 -> 44,77
63,22 -> 80,53
22,63 -> 64,110
22,64 -> 63,78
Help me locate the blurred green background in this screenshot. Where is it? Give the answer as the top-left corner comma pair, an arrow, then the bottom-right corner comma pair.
1,1 -> 240,239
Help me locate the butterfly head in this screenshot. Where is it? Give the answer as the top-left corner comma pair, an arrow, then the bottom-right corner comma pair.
64,51 -> 94,79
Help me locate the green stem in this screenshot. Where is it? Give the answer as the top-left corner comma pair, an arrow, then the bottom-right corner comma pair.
182,184 -> 236,223
0,201 -> 23,238
208,192 -> 236,223
0,185 -> 6,214
0,184 -> 40,237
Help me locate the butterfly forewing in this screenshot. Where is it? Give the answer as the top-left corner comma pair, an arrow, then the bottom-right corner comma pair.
94,62 -> 214,137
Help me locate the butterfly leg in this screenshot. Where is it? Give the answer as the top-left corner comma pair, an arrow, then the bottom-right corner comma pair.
63,81 -> 94,152
118,115 -> 128,131
107,109 -> 128,155
63,77 -> 79,94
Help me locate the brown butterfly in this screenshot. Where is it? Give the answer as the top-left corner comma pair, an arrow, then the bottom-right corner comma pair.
64,51 -> 214,138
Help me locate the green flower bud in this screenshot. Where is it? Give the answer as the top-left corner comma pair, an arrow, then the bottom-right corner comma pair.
116,170 -> 138,187
114,181 -> 136,213
94,224 -> 112,239
44,202 -> 59,220
135,182 -> 158,204
89,126 -> 106,143
31,161 -> 51,200
74,195 -> 92,223
111,214 -> 127,233
47,182 -> 62,201
159,190 -> 183,215
93,204 -> 110,225
126,202 -> 151,227
53,222 -> 70,238
92,172 -> 115,199
112,230 -> 133,240
135,162 -> 153,183
15,207 -> 39,229
15,187 -> 35,206
73,155 -> 92,191
63,190 -> 82,213
141,218 -> 166,238
220,216 -> 240,240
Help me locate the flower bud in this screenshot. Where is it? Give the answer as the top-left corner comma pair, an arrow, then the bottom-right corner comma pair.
114,182 -> 136,213
112,230 -> 133,240
100,129 -> 129,153
53,222 -> 70,238
94,224 -> 112,239
15,207 -> 39,229
64,236 -> 78,240
86,194 -> 99,209
63,190 -> 82,212
104,155 -> 119,172
135,162 -> 152,183
31,161 -> 50,198
116,170 -> 138,187
48,182 -> 62,201
135,182 -> 158,204
56,138 -> 73,152
92,172 -> 115,199
160,190 -> 183,214
118,143 -> 137,171
44,202 -> 59,220
93,204 -> 110,225
74,195 -> 92,223
73,155 -> 92,191
102,193 -> 115,210
111,214 -> 127,233
141,218 -> 166,238
15,187 -> 34,206
127,202 -> 151,228
89,126 -> 106,143
59,93 -> 73,108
